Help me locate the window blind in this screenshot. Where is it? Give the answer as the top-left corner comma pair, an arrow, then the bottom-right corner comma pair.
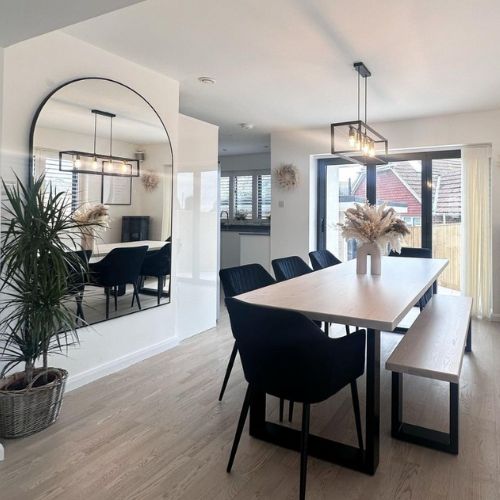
220,176 -> 230,214
40,153 -> 79,211
258,174 -> 271,219
234,175 -> 253,219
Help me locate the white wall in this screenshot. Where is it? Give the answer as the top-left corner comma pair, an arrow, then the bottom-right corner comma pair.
270,109 -> 500,316
0,31 -> 216,389
219,152 -> 270,173
176,114 -> 219,340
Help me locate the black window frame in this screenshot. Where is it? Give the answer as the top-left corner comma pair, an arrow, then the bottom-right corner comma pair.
316,150 -> 461,252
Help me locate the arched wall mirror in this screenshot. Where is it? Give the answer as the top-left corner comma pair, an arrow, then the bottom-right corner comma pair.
30,78 -> 173,326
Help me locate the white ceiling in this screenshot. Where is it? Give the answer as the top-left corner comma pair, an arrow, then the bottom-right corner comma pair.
35,79 -> 167,145
62,0 -> 500,155
0,0 -> 147,48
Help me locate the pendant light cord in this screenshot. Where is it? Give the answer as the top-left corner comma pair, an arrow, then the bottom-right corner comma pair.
93,112 -> 97,157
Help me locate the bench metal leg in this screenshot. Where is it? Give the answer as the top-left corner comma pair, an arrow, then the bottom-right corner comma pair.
391,372 -> 459,455
465,319 -> 472,353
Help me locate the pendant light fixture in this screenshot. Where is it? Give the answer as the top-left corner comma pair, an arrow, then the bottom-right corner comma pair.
331,62 -> 388,165
59,109 -> 140,177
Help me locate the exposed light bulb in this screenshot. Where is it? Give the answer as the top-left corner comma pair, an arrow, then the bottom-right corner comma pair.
92,158 -> 99,169
121,163 -> 127,173
74,156 -> 81,169
368,141 -> 375,157
348,127 -> 356,147
362,136 -> 369,155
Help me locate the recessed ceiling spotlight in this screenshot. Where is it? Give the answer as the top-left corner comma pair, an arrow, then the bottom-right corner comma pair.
198,76 -> 216,85
239,123 -> 254,130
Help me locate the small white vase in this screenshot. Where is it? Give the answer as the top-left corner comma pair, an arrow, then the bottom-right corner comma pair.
356,242 -> 382,275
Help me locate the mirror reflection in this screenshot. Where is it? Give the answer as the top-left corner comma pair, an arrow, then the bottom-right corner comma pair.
31,78 -> 173,326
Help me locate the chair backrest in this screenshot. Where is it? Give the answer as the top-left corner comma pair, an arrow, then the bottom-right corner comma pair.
225,298 -> 366,403
219,263 -> 275,298
141,243 -> 171,276
93,246 -> 148,286
272,256 -> 312,282
389,247 -> 432,259
309,249 -> 342,270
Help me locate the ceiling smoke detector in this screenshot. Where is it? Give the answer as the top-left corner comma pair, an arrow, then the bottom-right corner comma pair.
239,123 -> 254,130
198,76 -> 216,85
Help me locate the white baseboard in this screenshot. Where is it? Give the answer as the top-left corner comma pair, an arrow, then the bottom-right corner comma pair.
66,337 -> 179,392
0,443 -> 4,461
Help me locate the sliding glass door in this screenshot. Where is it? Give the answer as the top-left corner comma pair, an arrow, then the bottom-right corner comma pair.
317,150 -> 462,293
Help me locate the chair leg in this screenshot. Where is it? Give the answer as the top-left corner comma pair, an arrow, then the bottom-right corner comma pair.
219,342 -> 238,401
157,276 -> 162,305
345,324 -> 351,335
300,403 -> 310,500
133,283 -> 142,310
227,385 -> 251,473
114,286 -> 118,311
289,400 -> 294,422
279,398 -> 285,422
76,293 -> 85,322
350,381 -> 364,451
105,288 -> 110,320
324,322 -> 329,336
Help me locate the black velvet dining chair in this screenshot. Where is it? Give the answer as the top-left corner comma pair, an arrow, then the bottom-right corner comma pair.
308,249 -> 342,270
218,263 -> 276,401
271,256 -> 312,282
67,249 -> 92,323
225,298 -> 366,500
89,246 -> 148,319
389,246 -> 433,310
137,243 -> 171,305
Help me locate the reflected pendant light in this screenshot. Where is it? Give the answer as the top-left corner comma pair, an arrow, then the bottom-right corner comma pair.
59,109 -> 140,177
331,62 -> 388,165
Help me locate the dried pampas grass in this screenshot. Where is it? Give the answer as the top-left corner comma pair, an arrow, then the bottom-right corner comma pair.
142,170 -> 160,192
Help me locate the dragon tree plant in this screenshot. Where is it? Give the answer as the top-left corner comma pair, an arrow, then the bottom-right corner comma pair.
0,176 -> 93,388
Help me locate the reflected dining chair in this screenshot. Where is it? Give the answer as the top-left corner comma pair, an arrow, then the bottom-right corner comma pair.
225,298 -> 366,500
218,264 -> 275,401
389,246 -> 433,310
308,249 -> 341,270
137,243 -> 171,305
90,246 -> 148,319
67,249 -> 92,323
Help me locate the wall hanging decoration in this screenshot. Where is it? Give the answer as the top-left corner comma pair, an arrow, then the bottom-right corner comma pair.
331,62 -> 388,166
73,203 -> 110,250
141,170 -> 160,192
274,163 -> 299,190
338,202 -> 409,275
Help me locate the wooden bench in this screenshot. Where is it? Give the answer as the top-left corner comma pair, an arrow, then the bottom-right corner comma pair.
385,294 -> 472,454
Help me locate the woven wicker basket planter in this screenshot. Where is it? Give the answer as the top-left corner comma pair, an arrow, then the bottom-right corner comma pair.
0,368 -> 68,438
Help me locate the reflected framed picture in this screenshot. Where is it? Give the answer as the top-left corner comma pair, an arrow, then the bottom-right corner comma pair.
101,175 -> 132,205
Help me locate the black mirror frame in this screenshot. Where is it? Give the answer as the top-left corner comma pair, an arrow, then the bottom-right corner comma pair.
28,77 -> 175,324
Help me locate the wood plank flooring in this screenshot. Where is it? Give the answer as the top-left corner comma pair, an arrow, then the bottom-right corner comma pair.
1,312 -> 500,499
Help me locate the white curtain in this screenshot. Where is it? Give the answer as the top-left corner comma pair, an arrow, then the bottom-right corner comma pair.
461,145 -> 492,318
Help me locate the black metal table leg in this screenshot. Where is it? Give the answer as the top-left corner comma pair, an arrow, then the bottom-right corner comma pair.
364,328 -> 380,475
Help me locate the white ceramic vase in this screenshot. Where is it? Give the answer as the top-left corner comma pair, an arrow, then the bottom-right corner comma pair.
356,241 -> 382,275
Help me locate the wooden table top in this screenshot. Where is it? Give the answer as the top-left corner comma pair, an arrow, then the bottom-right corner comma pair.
93,240 -> 168,257
236,256 -> 448,331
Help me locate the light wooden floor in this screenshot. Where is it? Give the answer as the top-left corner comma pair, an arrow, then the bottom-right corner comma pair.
1,313 -> 500,499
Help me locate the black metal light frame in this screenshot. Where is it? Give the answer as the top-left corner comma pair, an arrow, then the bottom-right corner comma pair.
331,62 -> 389,166
58,151 -> 140,177
59,108 -> 140,178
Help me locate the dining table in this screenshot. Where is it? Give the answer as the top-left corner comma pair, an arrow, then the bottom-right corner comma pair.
236,255 -> 448,475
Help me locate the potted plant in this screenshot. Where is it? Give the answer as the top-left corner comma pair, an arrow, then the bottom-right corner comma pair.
0,176 -> 92,438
